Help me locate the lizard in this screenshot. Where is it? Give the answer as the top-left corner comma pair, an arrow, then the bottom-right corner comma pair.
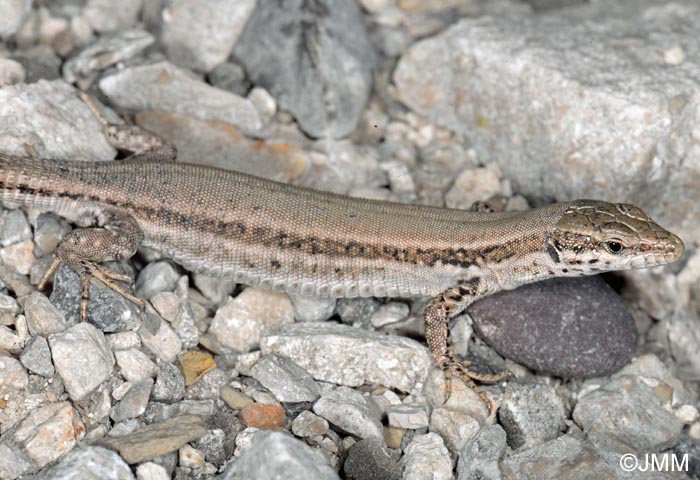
0,94 -> 685,415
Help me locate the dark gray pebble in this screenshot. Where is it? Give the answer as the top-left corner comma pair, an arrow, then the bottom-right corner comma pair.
469,276 -> 637,378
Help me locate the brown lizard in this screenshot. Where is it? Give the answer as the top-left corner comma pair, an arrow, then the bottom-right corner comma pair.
0,95 -> 685,415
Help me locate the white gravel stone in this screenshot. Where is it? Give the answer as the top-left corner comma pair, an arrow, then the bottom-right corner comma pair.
24,292 -> 71,336
400,433 -> 454,480
0,325 -> 23,355
0,354 -> 28,396
161,0 -> 256,72
136,461 -> 170,480
261,322 -> 432,394
387,403 -> 429,429
675,404 -> 699,424
0,292 -> 19,315
115,348 -> 157,383
8,402 -> 85,472
313,387 -> 383,440
49,322 -> 115,401
209,288 -> 294,352
288,293 -> 337,323
138,314 -> 183,362
19,335 -> 53,377
0,0 -> 31,37
291,410 -> 329,438
429,407 -> 480,454
249,353 -> 320,403
370,302 -> 410,328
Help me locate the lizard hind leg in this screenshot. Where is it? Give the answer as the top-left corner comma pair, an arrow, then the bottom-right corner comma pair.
79,92 -> 177,163
38,209 -> 145,321
425,280 -> 509,417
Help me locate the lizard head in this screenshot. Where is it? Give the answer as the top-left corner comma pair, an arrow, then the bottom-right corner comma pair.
546,200 -> 684,274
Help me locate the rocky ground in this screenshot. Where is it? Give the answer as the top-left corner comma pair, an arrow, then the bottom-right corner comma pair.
0,0 -> 699,479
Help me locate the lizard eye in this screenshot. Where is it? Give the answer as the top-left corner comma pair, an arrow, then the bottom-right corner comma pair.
605,240 -> 625,254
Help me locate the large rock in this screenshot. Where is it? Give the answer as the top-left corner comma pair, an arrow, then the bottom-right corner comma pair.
394,0 -> 700,243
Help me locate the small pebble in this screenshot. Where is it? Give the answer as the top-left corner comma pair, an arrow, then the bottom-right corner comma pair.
239,403 -> 285,430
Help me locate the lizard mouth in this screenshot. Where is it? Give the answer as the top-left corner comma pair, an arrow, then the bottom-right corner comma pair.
627,232 -> 685,268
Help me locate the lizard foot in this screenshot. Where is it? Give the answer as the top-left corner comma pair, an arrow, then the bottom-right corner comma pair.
436,355 -> 509,418
39,256 -> 144,322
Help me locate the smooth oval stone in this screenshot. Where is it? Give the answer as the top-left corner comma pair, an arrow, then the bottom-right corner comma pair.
469,276 -> 637,378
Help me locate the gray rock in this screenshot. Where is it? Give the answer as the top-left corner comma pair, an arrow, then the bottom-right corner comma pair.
0,292 -> 19,315
313,386 -> 383,440
0,238 -> 35,275
50,263 -> 139,332
11,45 -> 62,83
0,58 -> 25,87
20,336 -> 54,378
0,354 -> 28,396
0,0 -> 31,38
337,297 -> 381,327
250,353 -> 321,403
144,400 -> 215,424
135,462 -> 169,480
192,272 -> 236,306
572,354 -> 686,453
288,293 -> 337,323
169,296 -> 199,350
401,433 -> 453,480
3,402 -> 85,476
135,261 -> 180,299
234,0 -> 376,138
62,29 -> 154,83
218,431 -> 339,480
99,61 -> 262,135
111,378 -> 154,422
32,213 -> 69,256
344,438 -> 400,480
98,414 -> 207,465
291,410 -> 329,438
500,434 -> 678,480
470,276 -> 637,378
393,3 -> 700,243
160,0 -> 256,72
138,314 -> 182,362
498,384 -> 565,449
0,325 -> 23,355
457,424 -> 507,480
38,445 -> 134,480
0,80 -> 115,160
208,61 -> 251,97
115,348 -> 157,383
83,0 -> 142,33
152,361 -> 186,403
0,441 -> 34,480
24,291 -> 74,336
260,322 -> 432,394
370,302 -> 410,328
49,322 -> 115,401
673,435 -> 700,480
192,428 -> 227,467
667,309 -> 700,380
429,407 -> 480,454
0,209 -> 32,247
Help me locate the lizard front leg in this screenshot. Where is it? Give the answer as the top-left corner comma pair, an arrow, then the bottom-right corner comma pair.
425,277 -> 509,417
38,209 -> 144,320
